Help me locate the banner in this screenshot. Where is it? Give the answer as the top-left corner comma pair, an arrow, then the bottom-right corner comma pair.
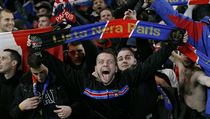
0,27 -> 63,72
188,0 -> 210,5
167,0 -> 188,5
29,19 -> 210,75
167,0 -> 209,5
29,19 -> 175,51
1,18 -> 209,78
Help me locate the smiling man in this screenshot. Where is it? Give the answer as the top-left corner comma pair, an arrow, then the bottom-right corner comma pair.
0,9 -> 15,32
117,47 -> 137,71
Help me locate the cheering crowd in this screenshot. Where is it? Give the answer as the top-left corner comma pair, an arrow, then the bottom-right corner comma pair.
0,0 -> 210,119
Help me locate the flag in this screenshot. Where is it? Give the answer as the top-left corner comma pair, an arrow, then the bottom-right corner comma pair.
188,0 -> 210,5
0,26 -> 63,72
28,19 -> 175,52
164,0 -> 210,5
28,19 -> 210,76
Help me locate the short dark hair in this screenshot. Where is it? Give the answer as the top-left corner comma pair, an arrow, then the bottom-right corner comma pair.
117,47 -> 135,56
97,48 -> 117,63
4,49 -> 21,69
27,53 -> 42,69
67,41 -> 82,47
100,8 -> 113,16
35,1 -> 52,11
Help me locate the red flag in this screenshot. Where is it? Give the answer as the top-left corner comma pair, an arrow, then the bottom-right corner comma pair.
189,0 -> 210,5
0,26 -> 63,72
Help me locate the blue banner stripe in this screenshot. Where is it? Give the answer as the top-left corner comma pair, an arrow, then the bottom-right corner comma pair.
83,85 -> 129,99
65,22 -> 107,43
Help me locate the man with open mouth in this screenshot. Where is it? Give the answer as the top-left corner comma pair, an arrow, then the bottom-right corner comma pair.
35,27 -> 183,119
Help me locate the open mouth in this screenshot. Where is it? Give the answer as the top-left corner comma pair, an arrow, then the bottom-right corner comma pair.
101,70 -> 112,84
102,71 -> 110,74
97,7 -> 102,11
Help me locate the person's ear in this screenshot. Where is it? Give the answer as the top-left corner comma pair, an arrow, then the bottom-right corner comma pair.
12,60 -> 17,67
133,58 -> 137,65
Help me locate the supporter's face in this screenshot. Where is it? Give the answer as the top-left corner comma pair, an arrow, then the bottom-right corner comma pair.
38,16 -> 51,28
31,64 -> 48,83
92,0 -> 107,13
68,44 -> 85,66
95,53 -> 117,85
0,51 -> 13,73
117,49 -> 136,71
100,9 -> 114,22
0,11 -> 14,32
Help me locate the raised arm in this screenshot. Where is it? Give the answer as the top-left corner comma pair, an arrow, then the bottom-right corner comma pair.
129,29 -> 184,85
197,71 -> 210,87
81,40 -> 99,73
150,0 -> 194,27
150,0 -> 210,56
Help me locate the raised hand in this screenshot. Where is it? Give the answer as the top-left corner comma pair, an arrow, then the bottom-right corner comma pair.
123,9 -> 137,20
168,29 -> 186,45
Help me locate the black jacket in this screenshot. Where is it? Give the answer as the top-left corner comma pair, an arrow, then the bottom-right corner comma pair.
0,70 -> 22,119
42,42 -> 176,119
10,72 -> 81,119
